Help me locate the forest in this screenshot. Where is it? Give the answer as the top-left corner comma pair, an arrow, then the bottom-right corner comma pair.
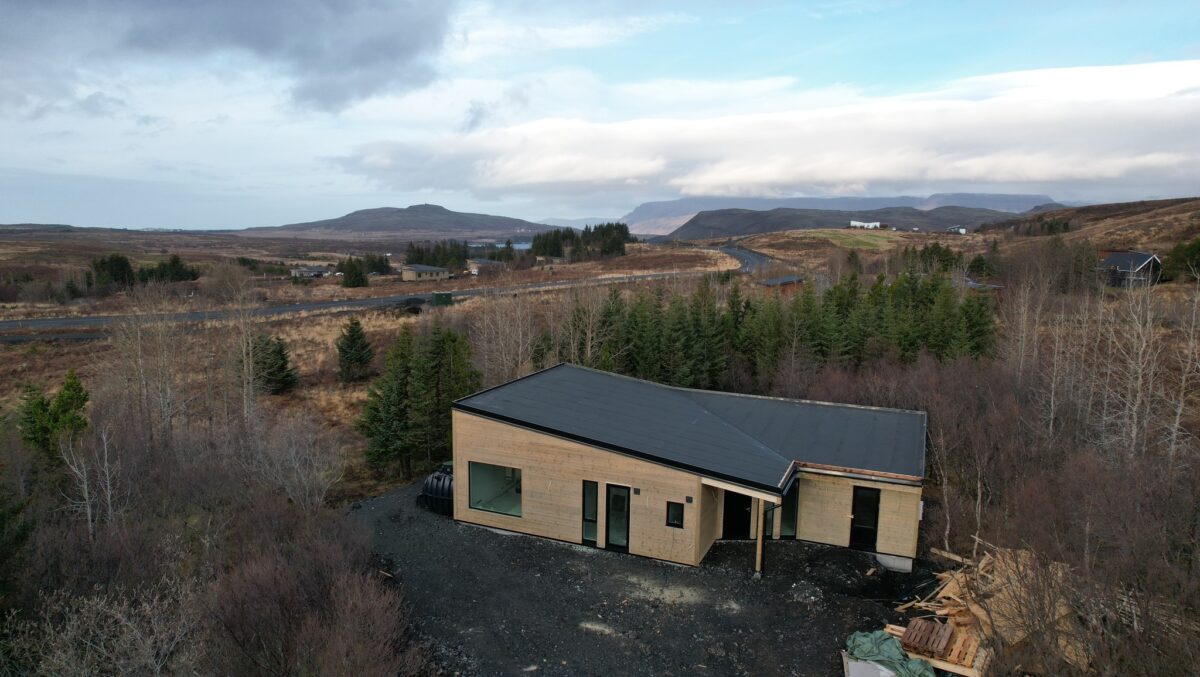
530,223 -> 634,261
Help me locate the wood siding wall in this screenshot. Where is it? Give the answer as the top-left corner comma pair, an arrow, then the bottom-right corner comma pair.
453,411 -> 705,565
696,485 -> 721,563
794,473 -> 921,558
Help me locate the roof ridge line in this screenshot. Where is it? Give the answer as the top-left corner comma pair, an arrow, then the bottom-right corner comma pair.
557,362 -> 924,417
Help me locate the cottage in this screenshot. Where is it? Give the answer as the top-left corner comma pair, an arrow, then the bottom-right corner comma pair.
290,265 -> 328,278
400,264 -> 450,282
1097,250 -> 1162,287
945,226 -> 968,235
452,364 -> 925,573
466,258 -> 506,276
849,220 -> 882,230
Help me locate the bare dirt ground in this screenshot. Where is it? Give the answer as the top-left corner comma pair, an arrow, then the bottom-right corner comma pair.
351,481 -> 912,677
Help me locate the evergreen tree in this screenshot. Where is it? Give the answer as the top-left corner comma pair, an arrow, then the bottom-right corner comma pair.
247,334 -> 298,394
960,293 -> 997,357
336,317 -> 375,382
408,327 -> 481,465
662,295 -> 697,387
339,257 -> 369,287
357,328 -> 417,473
925,282 -> 960,360
786,285 -> 820,360
690,277 -> 726,388
17,370 -> 89,460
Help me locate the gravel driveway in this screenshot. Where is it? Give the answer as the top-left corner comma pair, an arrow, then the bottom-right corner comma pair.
349,481 -> 909,676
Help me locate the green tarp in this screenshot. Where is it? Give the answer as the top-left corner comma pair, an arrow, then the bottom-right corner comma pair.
845,631 -> 935,677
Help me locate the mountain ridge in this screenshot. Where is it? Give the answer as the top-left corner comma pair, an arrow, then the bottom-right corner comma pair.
668,205 -> 1014,240
623,193 -> 1058,235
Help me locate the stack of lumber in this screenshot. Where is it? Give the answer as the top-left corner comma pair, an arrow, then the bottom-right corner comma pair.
893,543 -> 1080,673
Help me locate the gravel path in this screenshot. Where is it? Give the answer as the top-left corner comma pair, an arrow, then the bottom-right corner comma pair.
349,481 -> 909,676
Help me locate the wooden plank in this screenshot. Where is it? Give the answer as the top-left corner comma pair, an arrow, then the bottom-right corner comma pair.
931,547 -> 968,564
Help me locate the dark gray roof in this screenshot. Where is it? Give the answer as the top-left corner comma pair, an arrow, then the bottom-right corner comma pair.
1099,250 -> 1159,272
758,274 -> 803,287
454,364 -> 926,492
403,264 -> 448,272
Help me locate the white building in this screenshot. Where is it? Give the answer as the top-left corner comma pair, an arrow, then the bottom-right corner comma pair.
849,220 -> 882,229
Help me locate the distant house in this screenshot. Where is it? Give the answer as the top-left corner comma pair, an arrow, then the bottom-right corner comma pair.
1098,251 -> 1162,287
400,264 -> 450,282
945,226 -> 968,235
758,274 -> 803,289
467,258 -> 506,276
290,265 -> 328,278
849,220 -> 882,230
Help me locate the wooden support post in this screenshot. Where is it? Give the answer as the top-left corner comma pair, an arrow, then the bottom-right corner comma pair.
754,497 -> 765,574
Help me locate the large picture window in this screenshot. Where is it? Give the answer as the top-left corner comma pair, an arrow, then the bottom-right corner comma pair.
469,462 -> 522,517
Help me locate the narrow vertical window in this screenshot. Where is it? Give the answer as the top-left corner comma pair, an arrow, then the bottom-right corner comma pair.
666,501 -> 684,528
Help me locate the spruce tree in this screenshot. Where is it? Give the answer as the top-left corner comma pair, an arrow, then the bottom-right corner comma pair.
357,328 -> 417,473
247,334 -> 298,394
662,295 -> 697,387
336,317 -> 375,382
960,293 -> 997,357
408,327 -> 481,465
690,277 -> 726,388
340,257 -> 368,288
17,370 -> 89,460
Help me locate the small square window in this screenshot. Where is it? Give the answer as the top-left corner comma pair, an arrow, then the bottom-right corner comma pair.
666,501 -> 684,529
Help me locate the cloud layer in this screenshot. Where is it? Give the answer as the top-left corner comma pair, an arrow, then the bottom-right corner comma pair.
337,61 -> 1200,205
1,0 -> 457,113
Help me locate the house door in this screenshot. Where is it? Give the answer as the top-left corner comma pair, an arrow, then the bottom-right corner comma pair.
849,487 -> 881,552
582,481 -> 598,547
605,485 -> 630,553
722,491 -> 752,540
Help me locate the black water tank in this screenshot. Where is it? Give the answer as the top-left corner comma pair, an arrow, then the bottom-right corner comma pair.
417,462 -> 453,516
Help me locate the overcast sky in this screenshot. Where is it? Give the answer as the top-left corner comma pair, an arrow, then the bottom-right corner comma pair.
2,0 -> 1199,229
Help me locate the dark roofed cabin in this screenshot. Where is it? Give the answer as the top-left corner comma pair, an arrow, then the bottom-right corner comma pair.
1098,250 -> 1162,287
451,364 -> 925,573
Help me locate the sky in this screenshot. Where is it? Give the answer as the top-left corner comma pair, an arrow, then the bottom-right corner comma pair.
1,0 -> 1199,229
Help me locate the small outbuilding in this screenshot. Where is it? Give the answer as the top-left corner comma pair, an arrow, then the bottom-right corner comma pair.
451,364 -> 926,573
1098,250 -> 1162,287
290,265 -> 328,278
400,264 -> 450,282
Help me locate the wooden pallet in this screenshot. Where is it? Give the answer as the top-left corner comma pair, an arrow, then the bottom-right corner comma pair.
901,618 -> 954,658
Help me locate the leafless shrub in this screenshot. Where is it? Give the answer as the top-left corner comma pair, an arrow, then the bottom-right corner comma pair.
206,527 -> 426,676
3,578 -> 203,676
243,411 -> 345,513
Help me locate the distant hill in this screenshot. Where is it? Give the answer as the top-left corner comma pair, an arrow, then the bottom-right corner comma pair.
0,222 -> 77,232
668,206 -> 1013,241
622,193 -> 1057,235
980,197 -> 1200,252
242,204 -> 558,240
918,193 -> 1055,212
539,216 -> 620,230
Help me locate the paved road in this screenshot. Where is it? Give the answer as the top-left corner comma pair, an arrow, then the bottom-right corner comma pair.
0,246 -> 777,342
718,245 -> 775,273
0,271 -> 700,340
